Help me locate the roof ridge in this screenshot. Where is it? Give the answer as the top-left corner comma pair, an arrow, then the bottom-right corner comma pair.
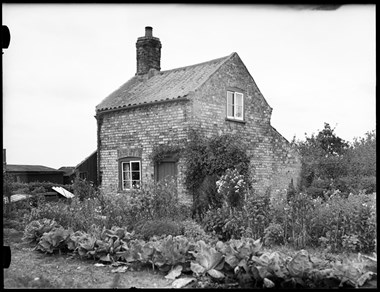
6,164 -> 63,172
159,52 -> 235,74
192,52 -> 236,92
7,164 -> 54,167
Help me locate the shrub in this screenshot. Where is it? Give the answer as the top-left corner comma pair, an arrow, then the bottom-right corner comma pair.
192,174 -> 221,220
31,186 -> 47,195
72,177 -> 97,201
119,178 -> 188,224
263,223 -> 284,246
243,193 -> 272,240
25,196 -> 107,232
9,182 -> 30,193
182,129 -> 250,218
216,168 -> 247,208
29,193 -> 47,207
181,219 -> 213,243
137,219 -> 183,240
202,186 -> 272,242
89,178 -> 191,232
21,178 -> 191,236
311,192 -> 376,253
341,234 -> 361,253
10,181 -> 74,194
202,203 -> 247,241
306,178 -> 331,199
269,188 -> 377,253
201,168 -> 260,241
357,176 -> 376,194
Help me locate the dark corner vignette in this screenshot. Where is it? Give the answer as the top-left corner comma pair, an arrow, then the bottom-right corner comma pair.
2,24 -> 12,269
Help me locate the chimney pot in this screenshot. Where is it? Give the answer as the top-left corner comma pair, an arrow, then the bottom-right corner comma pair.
145,26 -> 153,37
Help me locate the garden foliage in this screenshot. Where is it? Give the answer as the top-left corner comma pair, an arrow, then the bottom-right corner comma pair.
23,178 -> 190,234
202,166 -> 376,254
294,123 -> 376,197
23,220 -> 377,289
5,124 -> 377,288
137,220 -> 184,241
22,218 -> 60,244
182,130 -> 250,218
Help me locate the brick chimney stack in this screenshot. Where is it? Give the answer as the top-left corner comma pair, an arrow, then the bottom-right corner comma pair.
136,26 -> 161,75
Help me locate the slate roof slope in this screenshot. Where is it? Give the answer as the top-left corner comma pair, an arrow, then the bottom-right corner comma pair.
6,165 -> 63,173
96,53 -> 236,112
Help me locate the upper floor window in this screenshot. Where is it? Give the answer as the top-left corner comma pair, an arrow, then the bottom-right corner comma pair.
119,158 -> 141,190
227,91 -> 244,121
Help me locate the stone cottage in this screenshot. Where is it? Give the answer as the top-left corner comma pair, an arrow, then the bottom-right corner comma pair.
95,26 -> 301,204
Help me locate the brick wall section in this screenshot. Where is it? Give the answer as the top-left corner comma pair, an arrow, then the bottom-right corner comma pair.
189,53 -> 301,195
97,100 -> 192,205
136,36 -> 161,75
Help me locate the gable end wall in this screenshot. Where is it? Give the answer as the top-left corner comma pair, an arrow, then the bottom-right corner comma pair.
190,54 -> 301,195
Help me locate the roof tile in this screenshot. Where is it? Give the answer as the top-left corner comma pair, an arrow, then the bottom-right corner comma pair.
96,53 -> 235,112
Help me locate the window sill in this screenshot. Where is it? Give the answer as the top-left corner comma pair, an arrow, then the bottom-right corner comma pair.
117,189 -> 139,194
225,118 -> 246,124
117,189 -> 129,194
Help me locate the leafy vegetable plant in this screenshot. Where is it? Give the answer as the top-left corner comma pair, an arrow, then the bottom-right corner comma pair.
22,219 -> 60,244
35,227 -> 73,254
190,240 -> 225,279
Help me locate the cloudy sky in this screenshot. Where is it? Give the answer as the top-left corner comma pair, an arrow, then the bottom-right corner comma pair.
2,4 -> 376,169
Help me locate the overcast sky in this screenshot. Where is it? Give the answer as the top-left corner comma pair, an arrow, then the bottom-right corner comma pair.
2,4 -> 376,169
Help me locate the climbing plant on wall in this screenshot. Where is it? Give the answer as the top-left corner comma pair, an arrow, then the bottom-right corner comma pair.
182,129 -> 251,218
149,141 -> 184,164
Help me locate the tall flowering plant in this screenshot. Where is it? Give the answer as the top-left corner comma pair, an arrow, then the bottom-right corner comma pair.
216,168 -> 247,208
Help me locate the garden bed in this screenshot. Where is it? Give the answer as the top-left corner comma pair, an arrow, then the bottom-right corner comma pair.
3,228 -> 171,289
3,227 -> 377,289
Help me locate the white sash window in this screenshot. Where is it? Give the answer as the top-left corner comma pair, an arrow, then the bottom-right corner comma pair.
227,91 -> 244,121
121,160 -> 141,190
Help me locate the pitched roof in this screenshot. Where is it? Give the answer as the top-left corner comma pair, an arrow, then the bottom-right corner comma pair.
75,150 -> 97,169
6,164 -> 63,173
58,166 -> 76,176
96,53 -> 236,113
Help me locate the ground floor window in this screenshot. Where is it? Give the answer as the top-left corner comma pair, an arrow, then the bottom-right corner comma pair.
119,158 -> 141,190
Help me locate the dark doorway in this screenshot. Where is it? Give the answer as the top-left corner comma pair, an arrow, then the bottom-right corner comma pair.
155,161 -> 177,182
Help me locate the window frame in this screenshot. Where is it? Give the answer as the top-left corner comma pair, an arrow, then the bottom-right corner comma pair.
226,90 -> 245,121
118,157 -> 142,191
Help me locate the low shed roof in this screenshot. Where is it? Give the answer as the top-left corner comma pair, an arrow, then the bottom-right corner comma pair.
6,164 -> 63,173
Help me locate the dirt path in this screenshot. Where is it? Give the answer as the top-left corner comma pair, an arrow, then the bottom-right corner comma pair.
3,228 -> 172,289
